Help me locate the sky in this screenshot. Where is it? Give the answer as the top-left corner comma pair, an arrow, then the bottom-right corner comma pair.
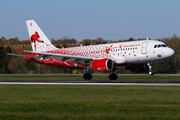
0,0 -> 180,42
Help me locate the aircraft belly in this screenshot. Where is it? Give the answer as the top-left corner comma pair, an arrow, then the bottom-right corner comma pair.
126,54 -> 154,63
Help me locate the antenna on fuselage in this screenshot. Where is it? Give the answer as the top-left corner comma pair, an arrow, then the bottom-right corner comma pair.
146,38 -> 149,41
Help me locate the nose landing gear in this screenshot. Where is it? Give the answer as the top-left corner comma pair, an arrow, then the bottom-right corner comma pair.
147,63 -> 154,75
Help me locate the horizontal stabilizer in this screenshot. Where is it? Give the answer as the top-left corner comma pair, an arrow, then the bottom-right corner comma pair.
7,53 -> 38,58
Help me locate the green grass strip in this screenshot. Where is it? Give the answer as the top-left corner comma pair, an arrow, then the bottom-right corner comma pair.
0,85 -> 180,119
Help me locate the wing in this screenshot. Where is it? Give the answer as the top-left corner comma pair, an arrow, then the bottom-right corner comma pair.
8,50 -> 104,66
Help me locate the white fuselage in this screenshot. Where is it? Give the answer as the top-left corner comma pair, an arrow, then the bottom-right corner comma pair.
52,40 -> 174,65
102,40 -> 175,64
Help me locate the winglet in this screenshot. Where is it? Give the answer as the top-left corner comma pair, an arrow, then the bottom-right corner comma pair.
18,48 -> 23,54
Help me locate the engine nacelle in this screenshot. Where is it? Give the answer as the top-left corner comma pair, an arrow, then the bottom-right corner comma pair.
125,64 -> 149,72
91,59 -> 113,72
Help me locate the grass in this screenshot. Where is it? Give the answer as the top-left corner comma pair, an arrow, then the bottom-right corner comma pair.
0,74 -> 180,81
0,74 -> 180,119
0,85 -> 180,119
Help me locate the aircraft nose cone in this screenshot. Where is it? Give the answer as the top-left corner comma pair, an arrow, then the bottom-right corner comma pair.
167,48 -> 175,58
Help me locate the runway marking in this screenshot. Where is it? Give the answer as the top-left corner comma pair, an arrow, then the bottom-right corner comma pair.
1,82 -> 180,86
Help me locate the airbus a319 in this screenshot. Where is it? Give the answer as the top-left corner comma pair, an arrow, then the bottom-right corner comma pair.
8,20 -> 175,80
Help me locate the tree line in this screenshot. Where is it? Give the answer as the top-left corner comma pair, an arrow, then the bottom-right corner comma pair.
0,35 -> 179,74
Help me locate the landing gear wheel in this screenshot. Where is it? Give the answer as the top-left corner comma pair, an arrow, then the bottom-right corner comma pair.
83,68 -> 92,80
149,71 -> 154,75
109,67 -> 118,80
109,74 -> 118,80
83,73 -> 92,80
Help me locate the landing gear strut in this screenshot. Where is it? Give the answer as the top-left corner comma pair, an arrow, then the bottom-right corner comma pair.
147,63 -> 154,75
109,67 -> 118,80
83,68 -> 92,80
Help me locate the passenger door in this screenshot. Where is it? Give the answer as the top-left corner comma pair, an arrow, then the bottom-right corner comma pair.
141,42 -> 148,54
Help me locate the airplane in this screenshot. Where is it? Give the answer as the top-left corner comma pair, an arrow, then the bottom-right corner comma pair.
8,20 -> 175,80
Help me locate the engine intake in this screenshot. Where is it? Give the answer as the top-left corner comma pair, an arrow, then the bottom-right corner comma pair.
91,59 -> 113,72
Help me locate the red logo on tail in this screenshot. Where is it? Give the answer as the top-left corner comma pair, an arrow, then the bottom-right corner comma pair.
31,31 -> 44,51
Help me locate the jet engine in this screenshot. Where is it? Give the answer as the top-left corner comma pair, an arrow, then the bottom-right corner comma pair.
125,64 -> 149,72
91,59 -> 113,72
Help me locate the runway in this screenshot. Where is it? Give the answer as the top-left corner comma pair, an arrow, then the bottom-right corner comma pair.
1,80 -> 180,86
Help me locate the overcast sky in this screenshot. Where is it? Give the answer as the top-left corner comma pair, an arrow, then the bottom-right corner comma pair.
0,0 -> 180,41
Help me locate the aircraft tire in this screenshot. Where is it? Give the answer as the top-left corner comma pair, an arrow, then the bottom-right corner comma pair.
109,74 -> 118,80
83,73 -> 92,80
149,71 -> 154,75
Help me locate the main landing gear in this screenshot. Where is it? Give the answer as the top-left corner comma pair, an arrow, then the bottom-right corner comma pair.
83,69 -> 92,80
147,63 -> 154,75
83,68 -> 118,80
109,67 -> 118,80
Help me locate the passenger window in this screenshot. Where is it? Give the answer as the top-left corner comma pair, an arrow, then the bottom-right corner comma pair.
154,45 -> 157,48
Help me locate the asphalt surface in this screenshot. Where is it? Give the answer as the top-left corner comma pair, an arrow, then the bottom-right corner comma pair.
1,80 -> 180,86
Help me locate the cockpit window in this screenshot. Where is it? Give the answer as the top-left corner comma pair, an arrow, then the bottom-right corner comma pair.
162,44 -> 167,47
154,44 -> 167,48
